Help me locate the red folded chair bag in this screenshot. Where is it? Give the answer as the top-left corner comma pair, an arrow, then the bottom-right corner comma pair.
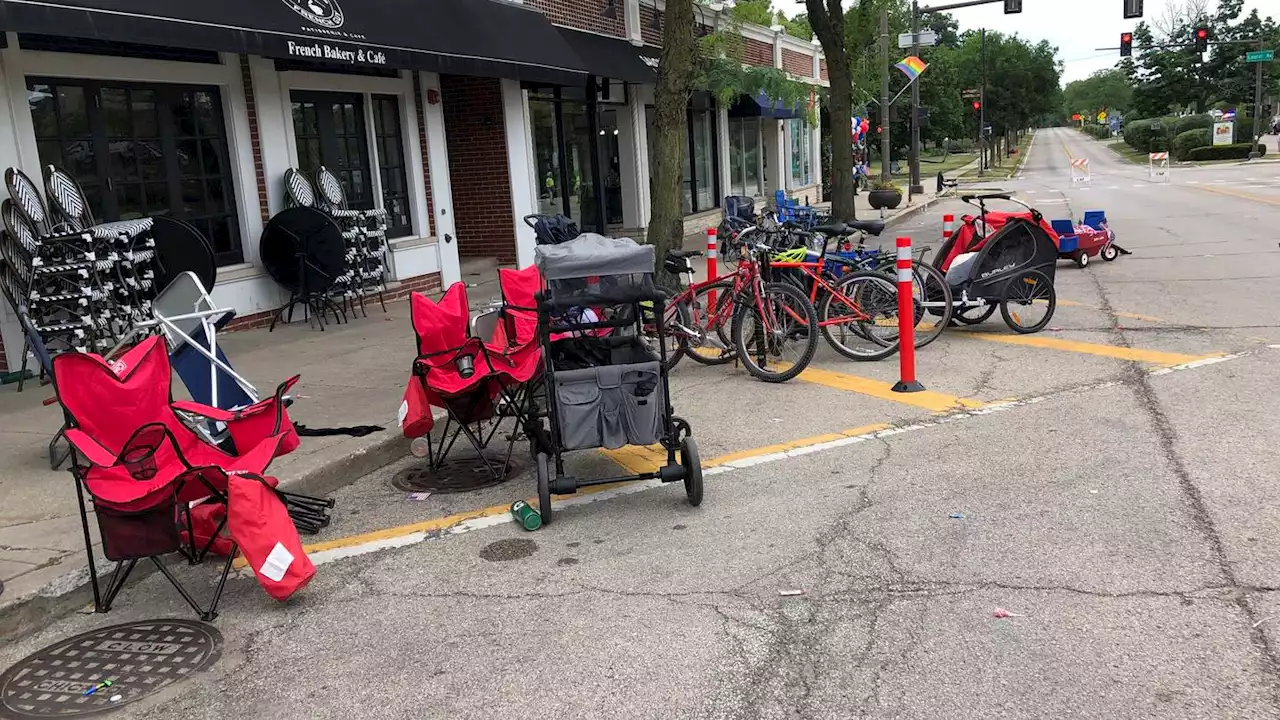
227,473 -> 316,601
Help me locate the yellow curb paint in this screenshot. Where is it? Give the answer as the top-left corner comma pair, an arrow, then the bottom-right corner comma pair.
795,366 -> 986,413
705,423 -> 891,467
965,332 -> 1210,365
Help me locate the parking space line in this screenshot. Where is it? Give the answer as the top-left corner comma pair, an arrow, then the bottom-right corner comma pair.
962,332 -> 1210,365
796,366 -> 986,412
1197,184 -> 1280,207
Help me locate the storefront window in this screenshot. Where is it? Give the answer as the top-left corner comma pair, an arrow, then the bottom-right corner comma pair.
28,78 -> 242,265
530,98 -> 563,217
291,91 -> 373,210
371,95 -> 411,239
728,117 -> 762,198
689,109 -> 716,213
788,119 -> 813,188
562,101 -> 597,230
528,90 -> 601,231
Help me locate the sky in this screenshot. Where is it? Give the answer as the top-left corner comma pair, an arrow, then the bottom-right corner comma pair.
773,0 -> 1271,84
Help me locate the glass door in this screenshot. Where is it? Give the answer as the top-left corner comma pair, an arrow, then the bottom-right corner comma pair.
291,91 -> 374,210
597,108 -> 623,226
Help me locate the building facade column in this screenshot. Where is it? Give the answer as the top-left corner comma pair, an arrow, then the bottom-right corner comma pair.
624,0 -> 643,46
716,103 -> 731,203
0,35 -> 30,367
420,71 -> 461,286
763,118 -> 786,196
500,78 -> 538,269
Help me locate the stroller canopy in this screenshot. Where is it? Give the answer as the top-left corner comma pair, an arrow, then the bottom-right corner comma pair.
535,234 -> 656,307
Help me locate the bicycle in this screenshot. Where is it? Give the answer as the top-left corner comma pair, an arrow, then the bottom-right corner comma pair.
729,236 -> 820,382
646,246 -> 742,372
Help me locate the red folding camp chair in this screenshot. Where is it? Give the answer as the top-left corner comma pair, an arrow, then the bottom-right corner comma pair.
51,335 -> 332,618
401,282 -> 539,481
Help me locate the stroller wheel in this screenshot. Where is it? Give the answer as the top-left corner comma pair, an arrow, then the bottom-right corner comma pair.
536,452 -> 553,525
680,437 -> 703,507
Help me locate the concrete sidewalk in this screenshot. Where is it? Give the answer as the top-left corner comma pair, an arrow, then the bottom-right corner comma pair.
0,178 -> 965,640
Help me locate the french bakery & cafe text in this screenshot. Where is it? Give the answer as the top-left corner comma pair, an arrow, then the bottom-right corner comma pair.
286,40 -> 387,65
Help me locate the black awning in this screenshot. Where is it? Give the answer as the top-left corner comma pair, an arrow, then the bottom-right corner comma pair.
557,28 -> 653,84
0,0 -> 588,86
728,93 -> 802,119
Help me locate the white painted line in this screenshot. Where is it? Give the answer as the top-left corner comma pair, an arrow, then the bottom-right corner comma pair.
1026,190 -> 1038,194
1132,184 -> 1145,187
1107,185 -> 1119,189
1187,180 -> 1200,185
287,350 -> 1249,570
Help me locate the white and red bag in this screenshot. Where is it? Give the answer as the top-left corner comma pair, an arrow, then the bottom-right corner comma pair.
227,474 -> 315,601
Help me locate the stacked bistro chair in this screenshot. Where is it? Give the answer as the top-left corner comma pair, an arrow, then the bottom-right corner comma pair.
400,278 -> 542,483
51,334 -> 333,618
313,166 -> 389,318
264,168 -> 349,330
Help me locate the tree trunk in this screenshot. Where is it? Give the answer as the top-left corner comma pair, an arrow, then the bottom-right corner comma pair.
808,0 -> 854,221
644,0 -> 696,290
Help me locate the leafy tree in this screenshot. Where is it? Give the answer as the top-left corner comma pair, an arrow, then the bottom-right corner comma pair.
808,0 -> 855,220
1061,68 -> 1133,119
728,0 -> 774,27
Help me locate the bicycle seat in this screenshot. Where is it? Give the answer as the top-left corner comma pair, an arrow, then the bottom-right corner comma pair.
666,249 -> 704,259
845,219 -> 885,236
811,223 -> 851,236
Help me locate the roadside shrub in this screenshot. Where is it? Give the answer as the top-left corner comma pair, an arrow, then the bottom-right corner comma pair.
1171,128 -> 1211,160
1186,143 -> 1266,161
1081,124 -> 1111,140
944,137 -> 974,153
1174,114 -> 1213,134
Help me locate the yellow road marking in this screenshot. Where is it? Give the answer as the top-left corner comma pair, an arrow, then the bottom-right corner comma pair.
796,365 -> 986,413
1195,184 -> 1280,207
964,332 -> 1210,365
281,422 -> 897,559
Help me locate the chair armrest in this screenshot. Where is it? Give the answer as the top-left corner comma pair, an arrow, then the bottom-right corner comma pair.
172,399 -> 236,422
63,428 -> 119,467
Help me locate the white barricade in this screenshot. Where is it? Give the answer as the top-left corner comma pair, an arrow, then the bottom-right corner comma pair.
1148,152 -> 1169,182
1069,157 -> 1091,184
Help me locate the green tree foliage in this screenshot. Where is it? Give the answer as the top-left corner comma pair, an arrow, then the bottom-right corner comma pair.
1062,69 -> 1132,120
728,0 -> 775,27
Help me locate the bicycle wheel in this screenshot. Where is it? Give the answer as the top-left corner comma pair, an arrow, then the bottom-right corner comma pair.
955,304 -> 996,325
819,271 -> 901,361
1000,269 -> 1056,334
643,300 -> 690,371
908,261 -> 952,349
685,280 -> 737,365
731,281 -> 818,383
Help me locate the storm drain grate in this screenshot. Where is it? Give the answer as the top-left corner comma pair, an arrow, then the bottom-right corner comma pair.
0,619 -> 221,717
391,452 -> 519,494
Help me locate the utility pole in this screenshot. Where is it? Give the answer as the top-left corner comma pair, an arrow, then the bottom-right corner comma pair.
908,0 -> 923,196
979,27 -> 986,176
880,8 -> 891,180
1249,38 -> 1263,159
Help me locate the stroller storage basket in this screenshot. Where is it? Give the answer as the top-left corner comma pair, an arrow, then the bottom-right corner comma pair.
554,361 -> 665,451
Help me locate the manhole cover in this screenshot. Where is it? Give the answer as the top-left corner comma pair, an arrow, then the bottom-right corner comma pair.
391,452 -> 519,494
0,620 -> 221,718
479,539 -> 538,562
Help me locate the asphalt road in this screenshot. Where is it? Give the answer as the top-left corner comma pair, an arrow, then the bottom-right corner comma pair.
6,128 -> 1280,719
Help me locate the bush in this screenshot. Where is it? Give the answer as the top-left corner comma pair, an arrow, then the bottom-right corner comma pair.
1080,124 -> 1111,140
943,137 -> 974,153
1186,143 -> 1267,161
1174,114 -> 1213,134
1172,128 -> 1211,160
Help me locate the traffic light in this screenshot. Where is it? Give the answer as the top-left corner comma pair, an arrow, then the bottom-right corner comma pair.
1194,27 -> 1208,52
972,101 -> 981,111
1003,0 -> 1021,13
1123,0 -> 1143,19
1120,32 -> 1132,56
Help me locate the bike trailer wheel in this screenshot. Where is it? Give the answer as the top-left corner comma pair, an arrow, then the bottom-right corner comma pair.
1000,270 -> 1056,334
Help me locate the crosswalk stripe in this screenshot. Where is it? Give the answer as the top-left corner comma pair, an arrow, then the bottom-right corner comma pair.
1187,180 -> 1200,184
961,332 -> 1210,365
795,365 -> 986,413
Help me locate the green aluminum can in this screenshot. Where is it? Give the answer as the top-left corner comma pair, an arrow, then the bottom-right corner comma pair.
510,500 -> 542,531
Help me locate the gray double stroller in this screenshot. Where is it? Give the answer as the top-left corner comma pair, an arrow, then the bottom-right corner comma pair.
527,233 -> 703,523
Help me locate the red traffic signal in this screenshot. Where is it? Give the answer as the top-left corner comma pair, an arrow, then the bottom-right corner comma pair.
1194,26 -> 1208,52
1120,32 -> 1133,56
972,101 -> 981,110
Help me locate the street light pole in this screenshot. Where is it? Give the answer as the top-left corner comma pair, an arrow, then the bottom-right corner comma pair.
1249,39 -> 1263,160
909,0 -> 923,196
880,8 -> 891,180
979,27 -> 986,177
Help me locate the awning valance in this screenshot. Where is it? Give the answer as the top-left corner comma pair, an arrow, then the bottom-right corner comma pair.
0,0 -> 588,85
556,28 -> 655,85
729,93 -> 803,120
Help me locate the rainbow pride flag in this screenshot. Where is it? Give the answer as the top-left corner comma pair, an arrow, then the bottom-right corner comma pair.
894,56 -> 927,81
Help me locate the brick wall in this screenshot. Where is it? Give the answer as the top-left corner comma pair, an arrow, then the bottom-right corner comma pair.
411,73 -> 434,237
640,5 -> 662,46
782,49 -> 813,78
820,59 -> 828,81
224,272 -> 443,331
440,75 -> 516,262
531,0 -> 625,37
240,55 -> 270,222
743,37 -> 774,68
